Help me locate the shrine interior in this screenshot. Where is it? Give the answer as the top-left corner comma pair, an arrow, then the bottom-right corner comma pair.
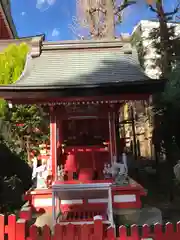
32,101 -> 132,186
55,102 -> 121,183
61,118 -> 110,181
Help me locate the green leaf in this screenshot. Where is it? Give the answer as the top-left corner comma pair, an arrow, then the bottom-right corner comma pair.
0,44 -> 49,162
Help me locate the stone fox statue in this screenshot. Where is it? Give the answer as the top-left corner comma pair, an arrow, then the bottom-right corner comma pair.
111,153 -> 129,185
174,160 -> 180,182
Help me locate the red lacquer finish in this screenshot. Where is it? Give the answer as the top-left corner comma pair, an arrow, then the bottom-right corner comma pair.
1,214 -> 180,239
50,107 -> 57,179
0,10 -> 13,39
25,179 -> 146,215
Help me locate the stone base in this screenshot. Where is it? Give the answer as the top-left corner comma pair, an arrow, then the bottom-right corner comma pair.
35,212 -> 53,229
114,208 -> 140,225
114,207 -> 162,225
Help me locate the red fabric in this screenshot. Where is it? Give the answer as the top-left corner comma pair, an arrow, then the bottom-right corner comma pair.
78,168 -> 94,181
64,154 -> 77,171
76,152 -> 93,169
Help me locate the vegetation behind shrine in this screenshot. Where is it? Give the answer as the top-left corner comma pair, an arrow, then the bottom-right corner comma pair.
0,43 -> 49,214
0,43 -> 49,162
131,1 -> 180,202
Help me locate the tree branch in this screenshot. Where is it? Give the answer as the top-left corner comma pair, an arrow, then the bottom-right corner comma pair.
148,2 -> 180,16
148,4 -> 158,13
165,3 -> 180,17
114,1 -> 136,15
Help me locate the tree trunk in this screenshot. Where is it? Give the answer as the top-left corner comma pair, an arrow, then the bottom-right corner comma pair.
154,0 -> 174,201
104,0 -> 115,39
156,0 -> 172,77
26,136 -> 32,167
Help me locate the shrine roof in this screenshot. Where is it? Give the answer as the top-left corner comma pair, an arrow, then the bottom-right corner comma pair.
1,0 -> 17,38
0,37 -> 164,100
13,39 -> 151,88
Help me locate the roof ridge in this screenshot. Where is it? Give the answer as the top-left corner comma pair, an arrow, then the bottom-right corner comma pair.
43,38 -> 130,45
41,39 -> 132,52
29,38 -> 133,57
30,36 -> 44,58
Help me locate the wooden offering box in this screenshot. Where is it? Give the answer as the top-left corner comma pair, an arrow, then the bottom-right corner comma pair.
52,182 -> 114,226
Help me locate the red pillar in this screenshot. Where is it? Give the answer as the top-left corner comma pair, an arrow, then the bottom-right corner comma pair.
112,111 -> 117,159
50,106 -> 57,180
56,117 -> 64,172
109,110 -> 117,163
57,119 -> 63,157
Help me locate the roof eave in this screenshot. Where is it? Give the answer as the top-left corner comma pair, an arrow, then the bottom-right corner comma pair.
1,78 -> 164,90
0,79 -> 165,101
0,1 -> 17,38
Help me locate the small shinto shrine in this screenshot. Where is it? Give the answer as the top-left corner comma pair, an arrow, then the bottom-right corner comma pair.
0,37 -> 164,226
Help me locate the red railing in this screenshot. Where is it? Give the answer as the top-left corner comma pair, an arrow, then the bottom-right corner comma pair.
1,214 -> 180,239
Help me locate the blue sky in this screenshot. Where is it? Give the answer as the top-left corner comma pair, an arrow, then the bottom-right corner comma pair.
11,0 -> 179,41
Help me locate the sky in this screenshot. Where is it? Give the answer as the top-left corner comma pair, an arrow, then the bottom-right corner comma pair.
10,0 -> 180,41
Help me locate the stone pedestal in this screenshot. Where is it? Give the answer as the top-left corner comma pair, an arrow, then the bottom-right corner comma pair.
114,207 -> 162,225
114,208 -> 140,225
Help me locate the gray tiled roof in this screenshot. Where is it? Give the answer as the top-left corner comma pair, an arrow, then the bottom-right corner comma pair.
13,40 -> 150,88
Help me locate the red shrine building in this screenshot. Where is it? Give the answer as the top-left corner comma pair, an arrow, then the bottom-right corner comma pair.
0,36 -> 164,225
0,0 -> 17,39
